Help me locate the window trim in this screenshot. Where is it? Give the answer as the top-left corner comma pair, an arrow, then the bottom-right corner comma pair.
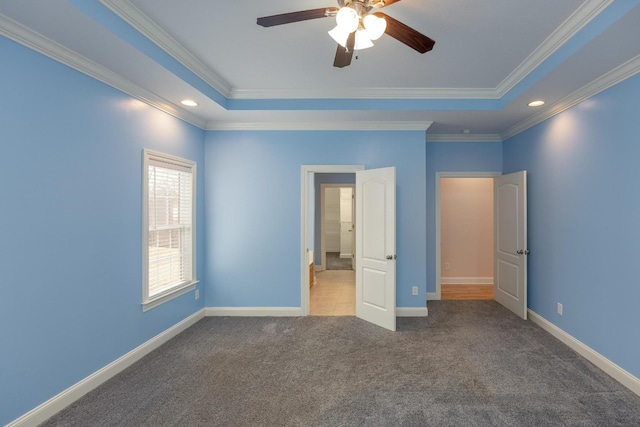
142,149 -> 198,311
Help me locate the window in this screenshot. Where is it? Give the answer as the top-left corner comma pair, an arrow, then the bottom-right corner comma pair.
142,149 -> 197,311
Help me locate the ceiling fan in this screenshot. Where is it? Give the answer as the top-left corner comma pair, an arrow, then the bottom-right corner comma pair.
257,0 -> 435,68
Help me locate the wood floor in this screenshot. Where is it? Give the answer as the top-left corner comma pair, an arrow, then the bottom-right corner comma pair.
441,284 -> 494,300
309,270 -> 355,316
310,274 -> 493,313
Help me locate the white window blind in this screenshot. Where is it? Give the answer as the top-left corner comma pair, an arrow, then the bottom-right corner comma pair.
143,150 -> 196,309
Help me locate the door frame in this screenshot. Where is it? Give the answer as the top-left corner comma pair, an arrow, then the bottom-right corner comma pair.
434,171 -> 501,300
320,183 -> 356,271
301,165 -> 364,315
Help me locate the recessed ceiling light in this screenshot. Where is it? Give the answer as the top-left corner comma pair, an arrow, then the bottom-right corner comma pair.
528,100 -> 545,107
462,129 -> 471,134
181,99 -> 198,107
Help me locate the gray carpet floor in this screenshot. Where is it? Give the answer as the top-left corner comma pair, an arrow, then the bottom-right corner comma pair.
41,301 -> 640,426
326,252 -> 353,270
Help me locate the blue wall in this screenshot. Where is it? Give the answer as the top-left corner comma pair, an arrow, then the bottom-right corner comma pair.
204,131 -> 427,308
0,37 -> 205,425
425,142 -> 503,294
503,72 -> 640,379
313,173 -> 356,266
4,19 -> 640,423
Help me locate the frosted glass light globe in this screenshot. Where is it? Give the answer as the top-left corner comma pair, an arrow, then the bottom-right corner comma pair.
363,14 -> 387,40
335,7 -> 359,33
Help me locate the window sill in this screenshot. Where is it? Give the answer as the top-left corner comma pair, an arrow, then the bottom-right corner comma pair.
142,280 -> 199,312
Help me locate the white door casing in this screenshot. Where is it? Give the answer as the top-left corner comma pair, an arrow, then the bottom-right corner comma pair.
355,167 -> 396,331
494,171 -> 528,319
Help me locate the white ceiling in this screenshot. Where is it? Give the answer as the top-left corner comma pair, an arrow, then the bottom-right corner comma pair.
1,0 -> 639,139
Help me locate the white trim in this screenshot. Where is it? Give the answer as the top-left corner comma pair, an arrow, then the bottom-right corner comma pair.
94,0 -> 612,103
396,307 -> 429,317
427,134 -> 503,143
205,306 -> 427,317
440,277 -> 494,285
141,282 -> 197,312
301,166 -> 365,316
495,0 -> 614,97
205,307 -> 303,317
427,292 -> 438,301
0,13 -> 207,129
435,172 -> 501,301
100,0 -> 232,97
502,54 -> 640,140
6,309 -> 205,427
528,309 -> 640,397
205,121 -> 434,131
229,87 -> 497,100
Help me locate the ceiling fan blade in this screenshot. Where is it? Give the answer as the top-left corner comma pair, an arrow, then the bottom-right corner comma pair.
373,0 -> 402,8
374,12 -> 435,53
333,32 -> 356,68
257,7 -> 338,27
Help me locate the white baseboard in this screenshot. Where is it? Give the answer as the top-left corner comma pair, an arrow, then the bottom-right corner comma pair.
441,277 -> 494,285
396,307 -> 428,317
427,292 -> 438,301
205,306 -> 428,317
7,308 -> 205,427
205,307 -> 303,317
528,309 -> 640,397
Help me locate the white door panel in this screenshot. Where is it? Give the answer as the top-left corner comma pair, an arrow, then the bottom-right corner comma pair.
356,167 -> 396,331
494,171 -> 527,319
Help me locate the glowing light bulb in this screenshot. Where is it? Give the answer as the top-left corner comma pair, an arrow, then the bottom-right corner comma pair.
335,7 -> 359,33
363,14 -> 387,40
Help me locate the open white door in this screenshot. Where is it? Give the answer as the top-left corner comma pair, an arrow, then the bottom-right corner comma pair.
494,171 -> 528,319
355,167 -> 396,331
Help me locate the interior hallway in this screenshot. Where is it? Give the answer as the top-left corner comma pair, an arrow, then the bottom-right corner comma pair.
310,270 -> 355,316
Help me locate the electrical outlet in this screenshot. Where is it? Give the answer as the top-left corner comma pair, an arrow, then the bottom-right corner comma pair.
412,286 -> 418,296
195,289 -> 200,300
445,262 -> 450,270
557,303 -> 563,316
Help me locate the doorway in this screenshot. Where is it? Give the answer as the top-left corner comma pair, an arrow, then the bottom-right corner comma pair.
300,166 -> 363,316
314,182 -> 356,315
435,172 -> 501,300
321,184 -> 355,271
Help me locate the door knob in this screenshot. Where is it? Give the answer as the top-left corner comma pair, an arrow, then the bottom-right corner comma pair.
516,250 -> 524,255
386,255 -> 397,260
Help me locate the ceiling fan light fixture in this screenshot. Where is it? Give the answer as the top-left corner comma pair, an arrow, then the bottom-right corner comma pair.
363,14 -> 386,40
335,7 -> 359,33
355,29 -> 374,50
328,26 -> 350,47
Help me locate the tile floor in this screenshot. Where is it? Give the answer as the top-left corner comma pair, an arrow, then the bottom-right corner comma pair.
309,269 -> 355,316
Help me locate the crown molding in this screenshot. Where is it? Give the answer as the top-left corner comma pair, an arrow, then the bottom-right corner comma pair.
229,87 -> 498,100
495,0 -> 614,97
426,134 -> 503,143
0,13 -> 207,129
99,0 -> 232,97
502,54 -> 640,140
205,120 -> 433,131
100,0 -> 614,104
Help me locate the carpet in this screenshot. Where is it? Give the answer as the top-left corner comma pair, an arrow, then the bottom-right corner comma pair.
326,252 -> 353,270
40,301 -> 640,426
